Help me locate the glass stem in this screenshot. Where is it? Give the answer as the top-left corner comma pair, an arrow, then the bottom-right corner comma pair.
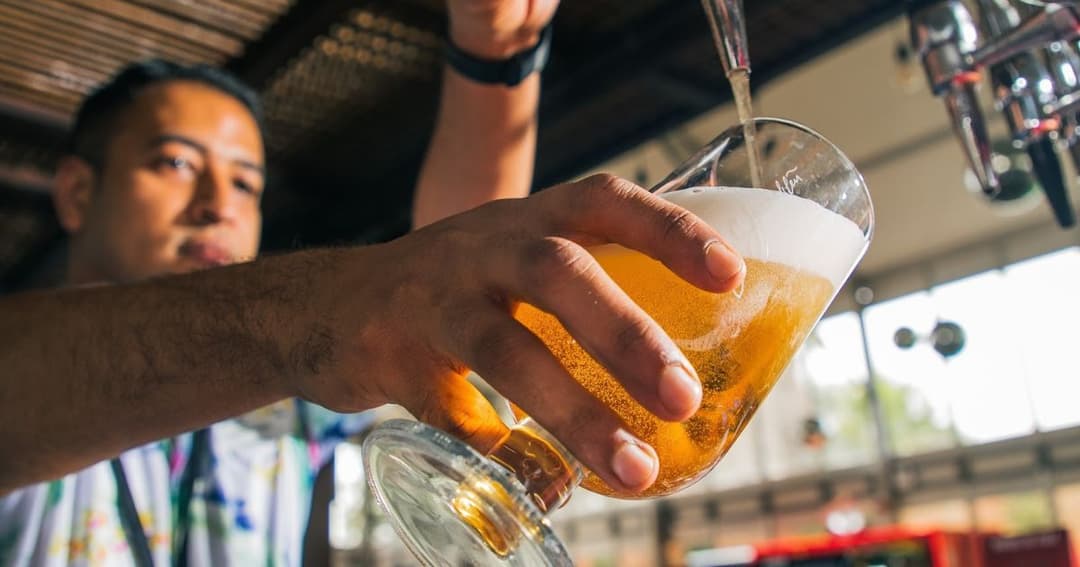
486,417 -> 584,514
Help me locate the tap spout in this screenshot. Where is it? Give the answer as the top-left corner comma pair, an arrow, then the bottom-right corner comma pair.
700,0 -> 751,75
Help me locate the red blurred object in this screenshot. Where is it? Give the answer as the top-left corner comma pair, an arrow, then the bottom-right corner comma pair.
688,526 -> 1077,567
984,530 -> 1074,567
753,527 -> 982,567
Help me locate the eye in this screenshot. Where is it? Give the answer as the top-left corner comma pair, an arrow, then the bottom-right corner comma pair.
167,156 -> 189,169
155,155 -> 197,174
234,178 -> 260,196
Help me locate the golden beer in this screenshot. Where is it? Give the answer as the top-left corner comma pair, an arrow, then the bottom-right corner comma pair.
515,187 -> 865,497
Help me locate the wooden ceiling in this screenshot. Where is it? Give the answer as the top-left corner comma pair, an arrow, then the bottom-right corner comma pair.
0,0 -> 906,291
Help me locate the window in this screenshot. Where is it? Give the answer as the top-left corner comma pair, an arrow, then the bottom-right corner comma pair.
754,312 -> 879,479
863,291 -> 957,455
803,313 -> 879,469
1002,248 -> 1080,431
930,270 -> 1037,444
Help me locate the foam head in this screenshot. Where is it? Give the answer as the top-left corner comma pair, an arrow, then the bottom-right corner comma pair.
662,187 -> 868,288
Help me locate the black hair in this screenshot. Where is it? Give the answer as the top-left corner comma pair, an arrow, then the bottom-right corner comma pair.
67,59 -> 265,169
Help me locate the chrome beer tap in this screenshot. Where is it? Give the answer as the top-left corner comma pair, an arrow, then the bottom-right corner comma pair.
910,0 -> 1080,227
980,0 -> 1076,226
1045,39 -> 1080,162
1040,41 -> 1080,225
910,1 -> 1000,194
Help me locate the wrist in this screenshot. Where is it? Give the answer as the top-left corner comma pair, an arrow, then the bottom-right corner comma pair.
449,28 -> 544,60
444,24 -> 553,87
267,248 -> 352,397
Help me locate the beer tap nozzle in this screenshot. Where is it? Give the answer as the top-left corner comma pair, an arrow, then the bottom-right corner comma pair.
700,0 -> 750,76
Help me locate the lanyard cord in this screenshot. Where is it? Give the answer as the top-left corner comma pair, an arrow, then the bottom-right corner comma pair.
110,458 -> 154,567
111,428 -> 210,567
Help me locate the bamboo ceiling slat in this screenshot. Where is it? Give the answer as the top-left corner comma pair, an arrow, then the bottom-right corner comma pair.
202,0 -> 285,18
6,0 -> 223,63
0,90 -> 71,127
0,15 -> 202,74
125,0 -> 269,39
0,36 -> 115,80
0,58 -> 98,95
0,4 -> 153,62
0,93 -> 72,122
0,47 -> 111,89
0,79 -> 82,115
63,0 -> 243,54
0,3 -> 175,66
225,0 -> 294,15
201,0 -> 288,22
0,25 -> 129,73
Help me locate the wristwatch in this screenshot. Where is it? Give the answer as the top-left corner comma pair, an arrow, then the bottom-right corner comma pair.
444,24 -> 553,87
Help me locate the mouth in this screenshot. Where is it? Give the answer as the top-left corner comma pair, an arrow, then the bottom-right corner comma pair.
178,240 -> 233,268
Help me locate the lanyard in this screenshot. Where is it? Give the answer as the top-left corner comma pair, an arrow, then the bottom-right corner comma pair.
112,428 -> 209,567
110,458 -> 154,567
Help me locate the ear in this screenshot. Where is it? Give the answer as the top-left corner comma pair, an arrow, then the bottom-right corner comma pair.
52,156 -> 98,234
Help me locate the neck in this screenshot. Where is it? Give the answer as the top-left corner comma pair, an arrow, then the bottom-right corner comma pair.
64,248 -> 114,287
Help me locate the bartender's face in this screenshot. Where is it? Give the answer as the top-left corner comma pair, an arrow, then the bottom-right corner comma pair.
55,80 -> 265,283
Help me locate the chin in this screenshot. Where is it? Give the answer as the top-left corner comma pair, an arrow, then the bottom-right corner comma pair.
158,261 -> 212,277
168,266 -> 202,276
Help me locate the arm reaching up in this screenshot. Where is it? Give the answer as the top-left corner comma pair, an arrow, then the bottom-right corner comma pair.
412,0 -> 559,228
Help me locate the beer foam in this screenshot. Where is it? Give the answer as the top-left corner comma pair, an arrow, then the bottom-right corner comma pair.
662,187 -> 867,288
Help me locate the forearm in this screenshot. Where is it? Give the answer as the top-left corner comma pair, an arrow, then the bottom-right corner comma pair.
0,249 -> 341,491
412,67 -> 539,228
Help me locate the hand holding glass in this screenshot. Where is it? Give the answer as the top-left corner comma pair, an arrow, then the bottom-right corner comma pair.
363,118 -> 874,566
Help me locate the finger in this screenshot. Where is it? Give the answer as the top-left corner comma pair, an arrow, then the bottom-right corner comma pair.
448,303 -> 660,494
538,174 -> 746,293
493,236 -> 701,422
395,371 -> 509,455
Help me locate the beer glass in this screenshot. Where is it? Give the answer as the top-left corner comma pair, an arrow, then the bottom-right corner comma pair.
362,118 -> 874,566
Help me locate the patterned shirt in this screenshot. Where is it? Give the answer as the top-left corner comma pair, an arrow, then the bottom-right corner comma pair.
0,400 -> 370,566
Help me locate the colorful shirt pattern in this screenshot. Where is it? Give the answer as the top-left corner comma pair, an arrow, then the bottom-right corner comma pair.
0,401 -> 370,566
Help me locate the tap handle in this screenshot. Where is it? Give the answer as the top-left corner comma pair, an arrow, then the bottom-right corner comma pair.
945,83 -> 1000,194
970,4 -> 1080,69
1028,137 -> 1078,226
700,0 -> 750,74
909,0 -> 982,93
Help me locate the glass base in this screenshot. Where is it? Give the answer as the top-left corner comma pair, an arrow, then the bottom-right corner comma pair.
363,419 -> 573,566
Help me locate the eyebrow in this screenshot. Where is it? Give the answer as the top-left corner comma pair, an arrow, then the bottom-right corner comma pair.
148,134 -> 266,176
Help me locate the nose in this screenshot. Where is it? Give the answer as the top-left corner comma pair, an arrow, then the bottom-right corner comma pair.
188,164 -> 237,226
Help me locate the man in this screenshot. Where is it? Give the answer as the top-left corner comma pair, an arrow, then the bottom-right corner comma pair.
0,1 -> 745,565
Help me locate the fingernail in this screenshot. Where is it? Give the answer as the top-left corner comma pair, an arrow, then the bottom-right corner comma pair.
611,430 -> 658,490
705,240 -> 744,285
658,359 -> 702,418
723,257 -> 747,291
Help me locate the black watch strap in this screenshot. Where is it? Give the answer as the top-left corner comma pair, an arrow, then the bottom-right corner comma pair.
444,24 -> 552,87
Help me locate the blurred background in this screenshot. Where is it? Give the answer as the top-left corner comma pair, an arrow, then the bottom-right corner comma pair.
2,1 -> 1080,566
